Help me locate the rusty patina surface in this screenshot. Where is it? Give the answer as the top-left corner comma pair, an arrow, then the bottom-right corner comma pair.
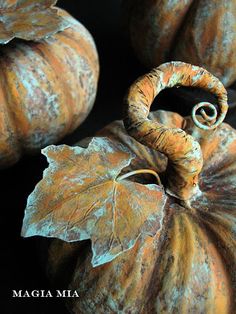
0,0 -> 69,44
124,61 -> 228,200
124,0 -> 236,87
0,8 -> 99,168
22,62 -> 235,313
47,110 -> 236,313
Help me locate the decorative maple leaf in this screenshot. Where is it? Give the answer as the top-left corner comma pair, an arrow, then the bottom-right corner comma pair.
0,0 -> 70,44
22,137 -> 166,267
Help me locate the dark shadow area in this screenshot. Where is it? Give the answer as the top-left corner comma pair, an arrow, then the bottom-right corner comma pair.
1,1 -> 236,314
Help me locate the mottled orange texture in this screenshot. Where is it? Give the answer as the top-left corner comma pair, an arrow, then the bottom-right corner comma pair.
22,62 -> 235,313
124,0 -> 236,86
0,0 -> 69,44
124,61 -> 228,200
22,137 -> 166,267
44,109 -> 236,313
0,8 -> 99,168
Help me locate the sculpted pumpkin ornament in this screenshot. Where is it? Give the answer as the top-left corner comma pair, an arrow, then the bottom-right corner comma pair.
0,0 -> 99,168
123,0 -> 236,87
22,62 -> 236,313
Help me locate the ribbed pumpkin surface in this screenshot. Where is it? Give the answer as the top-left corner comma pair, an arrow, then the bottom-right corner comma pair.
46,110 -> 236,314
124,0 -> 236,86
0,8 -> 99,168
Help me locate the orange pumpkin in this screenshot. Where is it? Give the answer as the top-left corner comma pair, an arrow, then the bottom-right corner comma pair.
123,0 -> 236,87
0,5 -> 99,168
22,62 -> 236,313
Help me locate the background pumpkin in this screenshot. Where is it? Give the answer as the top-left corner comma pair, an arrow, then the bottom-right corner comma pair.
123,0 -> 236,87
0,5 -> 99,168
22,62 -> 235,313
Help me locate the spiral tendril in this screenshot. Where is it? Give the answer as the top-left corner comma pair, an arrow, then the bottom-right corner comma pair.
192,102 -> 225,130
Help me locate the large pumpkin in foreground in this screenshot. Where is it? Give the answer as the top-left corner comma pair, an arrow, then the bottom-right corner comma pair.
0,3 -> 99,168
22,62 -> 235,313
123,0 -> 236,87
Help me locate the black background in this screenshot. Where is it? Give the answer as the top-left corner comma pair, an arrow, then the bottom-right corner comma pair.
1,1 -> 236,314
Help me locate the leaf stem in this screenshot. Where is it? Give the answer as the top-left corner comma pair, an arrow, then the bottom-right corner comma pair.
117,169 -> 162,186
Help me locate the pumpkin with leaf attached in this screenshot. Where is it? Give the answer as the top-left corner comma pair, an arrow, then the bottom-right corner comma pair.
22,62 -> 236,313
0,0 -> 99,168
123,0 -> 236,87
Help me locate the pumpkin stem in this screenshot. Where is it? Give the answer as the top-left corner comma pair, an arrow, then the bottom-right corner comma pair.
192,102 -> 218,129
117,169 -> 162,186
123,61 -> 228,201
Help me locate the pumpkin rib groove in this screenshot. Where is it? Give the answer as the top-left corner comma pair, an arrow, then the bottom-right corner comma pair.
126,0 -> 236,86
176,213 -> 211,313
15,43 -> 71,149
23,60 -> 236,312
31,42 -> 74,136
56,31 -> 99,131
0,55 -> 24,156
59,29 -> 99,128
0,43 -> 67,151
59,29 -> 99,89
170,1 -> 204,66
143,205 -> 176,312
60,29 -> 99,69
193,217 -> 230,313
167,213 -> 200,312
129,0 -> 194,67
0,8 -> 99,167
145,210 -> 231,313
197,213 -> 236,312
0,70 -> 22,165
168,0 -> 197,62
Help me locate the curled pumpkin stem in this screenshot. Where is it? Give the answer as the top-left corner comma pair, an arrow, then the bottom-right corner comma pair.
117,169 -> 162,186
192,102 -> 220,129
123,61 -> 228,201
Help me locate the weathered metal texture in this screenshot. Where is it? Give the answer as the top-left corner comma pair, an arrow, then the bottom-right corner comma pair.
124,61 -> 228,200
45,108 -> 236,314
124,0 -> 236,86
22,137 -> 166,267
0,0 -> 69,44
0,8 -> 99,168
21,62 -> 236,313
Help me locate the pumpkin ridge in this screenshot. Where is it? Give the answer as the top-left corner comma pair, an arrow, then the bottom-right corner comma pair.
192,216 -> 231,313
197,212 -> 236,312
0,55 -> 24,156
143,204 -> 175,310
0,43 -> 59,151
129,0 -> 194,67
170,1 -> 203,64
168,0 -> 196,62
173,213 -> 202,313
0,65 -> 22,165
126,0 -> 236,86
146,210 -> 231,313
60,27 -> 98,67
0,7 -> 99,168
30,41 -> 74,135
56,30 -> 99,131
11,42 -> 72,149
